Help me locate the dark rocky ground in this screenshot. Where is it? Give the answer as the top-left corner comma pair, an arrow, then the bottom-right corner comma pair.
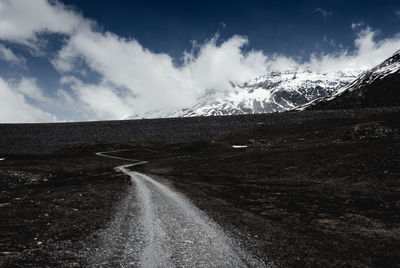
1,108 -> 400,267
1,107 -> 399,154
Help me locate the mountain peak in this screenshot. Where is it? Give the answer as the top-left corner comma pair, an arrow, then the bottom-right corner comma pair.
125,50 -> 400,119
298,49 -> 400,110
170,69 -> 360,117
374,50 -> 400,71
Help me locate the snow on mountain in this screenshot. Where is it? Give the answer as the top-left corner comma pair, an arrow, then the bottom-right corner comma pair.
124,50 -> 400,120
170,69 -> 361,117
298,49 -> 400,110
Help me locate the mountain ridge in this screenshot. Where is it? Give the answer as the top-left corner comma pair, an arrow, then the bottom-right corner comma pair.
170,69 -> 361,117
298,49 -> 400,110
125,50 -> 400,119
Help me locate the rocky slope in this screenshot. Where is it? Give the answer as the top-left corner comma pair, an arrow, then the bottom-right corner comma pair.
299,50 -> 400,110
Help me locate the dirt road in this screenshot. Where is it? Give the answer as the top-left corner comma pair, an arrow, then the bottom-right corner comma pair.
91,151 -> 266,267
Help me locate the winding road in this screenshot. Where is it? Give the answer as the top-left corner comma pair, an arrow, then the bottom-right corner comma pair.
92,150 -> 266,267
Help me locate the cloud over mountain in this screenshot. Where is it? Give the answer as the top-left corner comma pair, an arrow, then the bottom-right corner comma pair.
0,0 -> 399,122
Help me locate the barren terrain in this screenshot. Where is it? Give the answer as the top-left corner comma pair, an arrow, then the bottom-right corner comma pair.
1,108 -> 400,267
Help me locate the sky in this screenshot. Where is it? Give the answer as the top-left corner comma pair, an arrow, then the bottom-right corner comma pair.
0,0 -> 400,122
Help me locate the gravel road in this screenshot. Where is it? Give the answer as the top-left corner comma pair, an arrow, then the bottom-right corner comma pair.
90,151 -> 266,267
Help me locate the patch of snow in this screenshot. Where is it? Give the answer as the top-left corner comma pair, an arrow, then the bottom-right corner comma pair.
0,158 -> 5,161
296,50 -> 400,109
232,145 -> 248,148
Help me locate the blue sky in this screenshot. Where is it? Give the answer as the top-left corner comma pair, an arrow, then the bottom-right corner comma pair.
59,0 -> 400,57
0,0 -> 399,122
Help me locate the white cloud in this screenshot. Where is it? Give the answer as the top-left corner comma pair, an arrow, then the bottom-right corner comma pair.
0,44 -> 26,66
53,23 -> 400,119
303,27 -> 400,72
314,8 -> 332,19
54,32 -> 269,118
0,0 -> 90,49
0,0 -> 400,122
351,22 -> 364,30
16,77 -> 51,102
0,76 -> 56,122
183,35 -> 269,89
60,76 -> 135,119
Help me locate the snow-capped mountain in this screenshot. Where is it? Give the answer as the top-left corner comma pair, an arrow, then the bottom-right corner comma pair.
299,50 -> 400,110
125,49 -> 399,120
170,69 -> 361,117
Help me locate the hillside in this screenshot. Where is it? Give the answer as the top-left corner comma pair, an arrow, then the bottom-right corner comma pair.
303,50 -> 400,110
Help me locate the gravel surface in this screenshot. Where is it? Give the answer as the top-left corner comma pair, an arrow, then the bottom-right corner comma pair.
88,152 -> 266,267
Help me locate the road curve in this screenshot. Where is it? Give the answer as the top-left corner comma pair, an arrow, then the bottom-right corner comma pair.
92,150 -> 266,267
